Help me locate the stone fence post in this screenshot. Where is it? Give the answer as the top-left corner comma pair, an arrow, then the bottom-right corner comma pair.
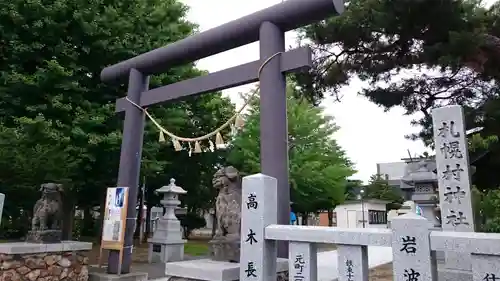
430,231 -> 500,281
290,241 -> 317,281
240,173 -> 278,281
391,213 -> 436,281
337,244 -> 368,281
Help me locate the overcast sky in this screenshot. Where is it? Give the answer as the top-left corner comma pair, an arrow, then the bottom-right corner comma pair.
179,0 -> 434,183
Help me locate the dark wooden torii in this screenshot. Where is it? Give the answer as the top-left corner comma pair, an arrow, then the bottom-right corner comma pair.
100,0 -> 344,274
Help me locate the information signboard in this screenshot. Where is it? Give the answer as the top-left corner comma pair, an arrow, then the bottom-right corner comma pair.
98,187 -> 129,272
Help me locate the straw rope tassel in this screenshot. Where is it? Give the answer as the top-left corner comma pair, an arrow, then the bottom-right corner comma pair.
194,141 -> 202,153
159,131 -> 166,143
172,138 -> 182,151
123,52 -> 283,154
208,140 -> 215,152
215,132 -> 224,146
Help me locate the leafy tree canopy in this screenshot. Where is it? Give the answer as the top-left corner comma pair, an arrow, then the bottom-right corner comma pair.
298,0 -> 500,189
363,174 -> 404,209
227,82 -> 355,214
0,0 -> 235,238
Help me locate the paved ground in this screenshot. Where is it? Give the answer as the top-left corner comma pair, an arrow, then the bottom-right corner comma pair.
89,246 -> 393,280
89,254 -> 209,280
89,244 -> 394,281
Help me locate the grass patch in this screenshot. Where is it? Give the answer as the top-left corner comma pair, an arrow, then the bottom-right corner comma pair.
185,240 -> 210,256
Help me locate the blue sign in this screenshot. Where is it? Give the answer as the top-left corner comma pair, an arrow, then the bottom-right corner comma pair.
114,187 -> 125,208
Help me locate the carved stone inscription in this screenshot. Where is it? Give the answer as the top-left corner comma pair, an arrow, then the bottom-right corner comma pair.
432,106 -> 474,232
391,214 -> 434,281
240,174 -> 278,281
432,105 -> 474,271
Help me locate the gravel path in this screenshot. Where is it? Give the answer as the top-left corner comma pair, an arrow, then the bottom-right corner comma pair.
89,254 -> 210,280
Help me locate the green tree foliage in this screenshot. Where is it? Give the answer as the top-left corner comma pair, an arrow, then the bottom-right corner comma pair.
0,0 -> 235,238
473,187 -> 500,232
227,83 -> 355,214
297,0 -> 500,190
363,174 -> 404,210
344,179 -> 364,200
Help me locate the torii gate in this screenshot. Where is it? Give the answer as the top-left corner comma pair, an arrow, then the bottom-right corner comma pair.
100,0 -> 344,274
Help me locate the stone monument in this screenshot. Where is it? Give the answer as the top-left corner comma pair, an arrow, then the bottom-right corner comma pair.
0,183 -> 92,281
432,105 -> 475,280
209,166 -> 242,263
26,183 -> 64,243
148,178 -> 187,264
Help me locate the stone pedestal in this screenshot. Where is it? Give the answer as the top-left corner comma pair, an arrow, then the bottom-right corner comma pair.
208,238 -> 240,263
147,179 -> 187,264
165,258 -> 289,281
0,241 -> 92,281
148,238 -> 185,264
26,230 -> 63,243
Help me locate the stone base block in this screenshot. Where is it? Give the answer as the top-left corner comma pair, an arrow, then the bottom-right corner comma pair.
88,272 -> 148,281
26,230 -> 62,243
209,239 -> 240,263
165,258 -> 288,281
438,267 -> 472,281
147,240 -> 186,264
0,241 -> 92,281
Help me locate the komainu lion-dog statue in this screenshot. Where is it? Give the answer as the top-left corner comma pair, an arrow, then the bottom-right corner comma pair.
209,166 -> 242,262
27,183 -> 64,243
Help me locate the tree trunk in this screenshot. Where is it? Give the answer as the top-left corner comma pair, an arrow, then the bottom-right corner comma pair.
327,209 -> 333,227
61,200 -> 75,240
301,213 -> 308,225
60,186 -> 75,241
144,203 -> 152,243
97,196 -> 106,241
135,193 -> 143,238
82,207 -> 94,237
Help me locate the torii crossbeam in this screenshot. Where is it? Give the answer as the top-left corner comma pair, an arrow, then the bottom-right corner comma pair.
100,0 -> 344,274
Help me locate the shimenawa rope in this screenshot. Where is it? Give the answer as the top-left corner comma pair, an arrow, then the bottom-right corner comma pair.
126,52 -> 283,156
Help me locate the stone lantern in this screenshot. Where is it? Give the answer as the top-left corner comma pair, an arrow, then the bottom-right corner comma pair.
400,159 -> 440,227
148,178 -> 187,264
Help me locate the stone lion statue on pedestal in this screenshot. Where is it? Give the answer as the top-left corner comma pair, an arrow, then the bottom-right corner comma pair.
27,183 -> 64,243
210,166 -> 242,262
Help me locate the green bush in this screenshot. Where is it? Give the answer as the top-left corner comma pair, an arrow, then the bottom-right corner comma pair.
475,188 -> 500,233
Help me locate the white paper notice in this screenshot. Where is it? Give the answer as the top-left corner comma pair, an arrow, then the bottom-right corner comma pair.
102,187 -> 127,243
102,219 -> 123,242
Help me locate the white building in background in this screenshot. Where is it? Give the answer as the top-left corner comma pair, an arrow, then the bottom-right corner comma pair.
333,199 -> 391,229
376,161 -> 406,186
